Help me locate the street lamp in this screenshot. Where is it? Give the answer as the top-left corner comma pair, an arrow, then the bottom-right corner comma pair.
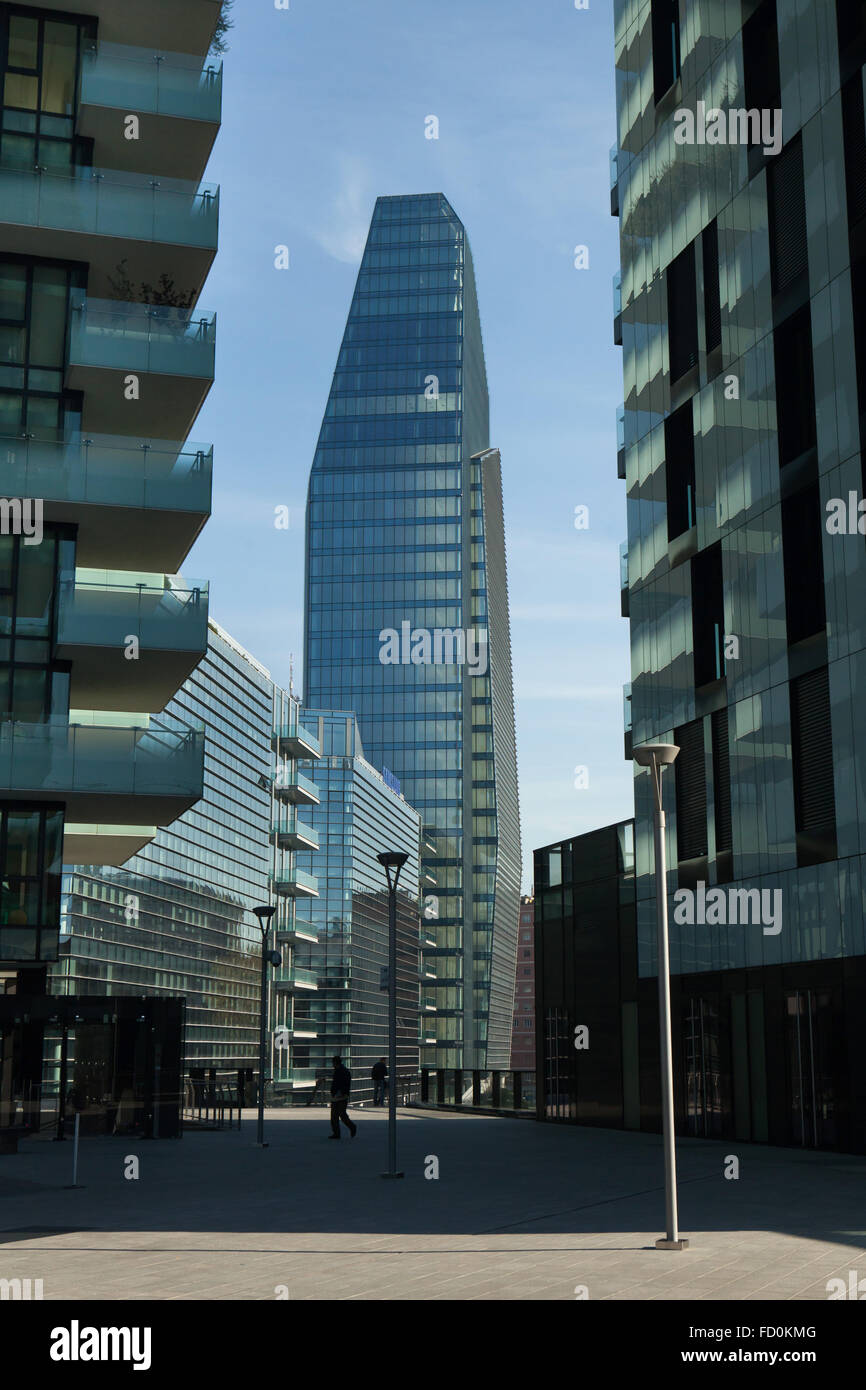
633,741 -> 688,1251
377,850 -> 408,1179
251,903 -> 278,1148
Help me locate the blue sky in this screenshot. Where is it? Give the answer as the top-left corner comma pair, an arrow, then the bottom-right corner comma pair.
189,0 -> 631,889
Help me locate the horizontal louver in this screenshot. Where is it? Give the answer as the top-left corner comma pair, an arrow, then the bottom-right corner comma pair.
768,136 -> 807,295
675,718 -> 708,861
791,668 -> 835,833
712,708 -> 732,854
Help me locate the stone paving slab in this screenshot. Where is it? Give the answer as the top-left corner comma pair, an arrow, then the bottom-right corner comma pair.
0,1107 -> 864,1300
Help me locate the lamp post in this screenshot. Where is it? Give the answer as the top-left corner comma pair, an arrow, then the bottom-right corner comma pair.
377,850 -> 408,1179
252,904 -> 278,1148
633,741 -> 688,1251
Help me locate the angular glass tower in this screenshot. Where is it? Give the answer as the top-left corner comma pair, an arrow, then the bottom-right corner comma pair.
304,193 -> 521,1069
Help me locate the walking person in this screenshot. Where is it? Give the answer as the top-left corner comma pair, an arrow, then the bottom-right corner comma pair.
371,1057 -> 388,1106
329,1055 -> 357,1139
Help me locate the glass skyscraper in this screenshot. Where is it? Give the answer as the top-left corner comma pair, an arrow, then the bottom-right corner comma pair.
614,0 -> 866,1151
303,193 -> 521,1069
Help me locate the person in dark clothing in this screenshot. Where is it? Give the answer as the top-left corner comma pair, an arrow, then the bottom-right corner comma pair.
371,1058 -> 388,1105
329,1055 -> 357,1138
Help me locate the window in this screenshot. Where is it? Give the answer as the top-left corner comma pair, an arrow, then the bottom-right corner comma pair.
674,718 -> 708,870
667,242 -> 698,382
767,135 -> 808,303
742,0 -> 781,130
773,305 -> 816,465
702,221 -> 721,354
651,0 -> 681,103
790,668 -> 836,866
782,483 -> 826,645
836,0 -> 866,83
0,803 -> 64,961
691,542 -> 724,687
0,9 -> 94,171
842,76 -> 866,252
711,708 -> 732,882
665,401 -> 696,540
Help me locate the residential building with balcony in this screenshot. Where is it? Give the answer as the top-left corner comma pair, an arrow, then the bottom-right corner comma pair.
276,708 -> 422,1105
0,0 -> 221,1125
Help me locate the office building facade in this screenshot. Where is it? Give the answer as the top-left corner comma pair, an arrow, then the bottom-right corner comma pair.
614,0 -> 866,1150
534,823 -> 638,1126
304,192 -> 521,1070
510,895 -> 536,1071
274,708 -> 422,1104
57,621 -> 290,1078
0,0 -> 221,1123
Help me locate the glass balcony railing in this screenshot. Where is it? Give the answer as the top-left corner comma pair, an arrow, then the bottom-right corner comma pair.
276,966 -> 318,990
272,815 -> 319,849
80,41 -> 223,123
58,570 -> 208,652
274,769 -> 320,805
68,295 -> 216,380
1,165 -> 218,249
273,719 -> 321,759
272,868 -> 319,898
0,714 -> 203,800
0,431 -> 212,515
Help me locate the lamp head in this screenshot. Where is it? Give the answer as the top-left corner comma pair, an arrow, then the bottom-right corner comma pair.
377,851 -> 409,870
633,742 -> 679,768
252,904 -> 276,930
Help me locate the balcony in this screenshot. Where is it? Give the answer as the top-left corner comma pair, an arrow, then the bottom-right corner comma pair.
610,142 -> 619,216
57,570 -> 209,713
620,540 -> 629,619
613,270 -> 622,345
623,683 -> 632,762
616,405 -> 626,480
272,1069 -> 318,1092
271,868 -> 319,900
0,714 -> 204,825
280,1017 -> 317,1039
63,822 -> 156,866
0,166 -> 218,302
273,719 -> 321,760
274,770 -> 320,807
78,40 -> 222,179
274,967 -> 318,992
67,295 -> 216,439
1,431 -> 211,571
272,815 -> 319,851
276,920 -> 318,946
26,1 -> 221,56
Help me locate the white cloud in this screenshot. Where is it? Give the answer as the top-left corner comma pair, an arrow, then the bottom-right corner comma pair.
308,155 -> 373,264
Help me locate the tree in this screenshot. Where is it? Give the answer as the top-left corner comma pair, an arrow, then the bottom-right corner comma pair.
210,0 -> 234,56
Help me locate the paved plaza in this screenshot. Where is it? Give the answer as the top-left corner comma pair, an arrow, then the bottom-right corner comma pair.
1,1107 -> 864,1300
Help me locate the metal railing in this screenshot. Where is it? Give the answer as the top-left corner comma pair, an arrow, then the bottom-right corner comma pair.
181,1080 -> 241,1131
418,1069 -> 536,1113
